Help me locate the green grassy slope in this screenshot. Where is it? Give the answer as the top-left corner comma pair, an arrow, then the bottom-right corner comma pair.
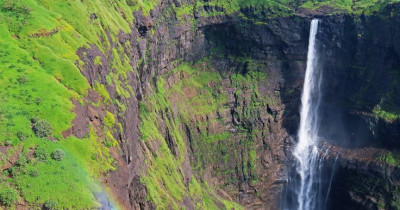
0,0 -> 151,208
0,0 -> 243,208
299,0 -> 400,14
199,0 -> 400,16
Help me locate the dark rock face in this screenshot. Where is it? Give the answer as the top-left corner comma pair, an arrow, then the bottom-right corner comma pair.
322,146 -> 400,210
214,9 -> 400,210
190,16 -> 314,209
313,11 -> 400,210
203,16 -> 311,136
69,0 -> 400,209
317,14 -> 400,149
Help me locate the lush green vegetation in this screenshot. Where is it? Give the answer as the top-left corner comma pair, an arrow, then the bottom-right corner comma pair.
2,0 -> 252,207
378,151 -> 400,166
172,0 -> 296,20
0,0 -> 145,208
32,119 -> 53,138
137,55 -> 274,206
0,187 -> 18,207
228,59 -> 271,182
300,0 -> 400,14
373,104 -> 400,122
139,62 -> 243,209
178,0 -> 400,19
203,0 -> 400,15
1,136 -> 116,208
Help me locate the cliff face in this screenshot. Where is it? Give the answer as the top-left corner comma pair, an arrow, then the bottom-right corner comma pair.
86,3 -> 400,209
318,10 -> 400,149
75,3 -> 313,208
315,7 -> 400,209
1,0 -> 400,209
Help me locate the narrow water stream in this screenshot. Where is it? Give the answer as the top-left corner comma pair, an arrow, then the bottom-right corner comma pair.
283,19 -> 336,210
294,18 -> 322,210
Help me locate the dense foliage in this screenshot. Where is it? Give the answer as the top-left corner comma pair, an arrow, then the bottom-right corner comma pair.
0,188 -> 18,207
32,119 -> 53,138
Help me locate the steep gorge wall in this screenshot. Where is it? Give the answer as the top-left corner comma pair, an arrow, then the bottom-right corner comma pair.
74,2 -> 400,209
76,4 -> 314,208
317,9 -> 400,149
309,6 -> 400,210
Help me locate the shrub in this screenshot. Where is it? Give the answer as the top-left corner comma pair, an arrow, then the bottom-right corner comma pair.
34,146 -> 48,162
32,119 -> 53,138
28,168 -> 39,177
2,0 -> 17,11
94,56 -> 102,65
44,200 -> 58,210
16,131 -> 25,141
104,111 -> 115,128
35,97 -> 42,105
15,155 -> 27,167
51,149 -> 65,161
30,116 -> 39,123
2,0 -> 32,15
4,140 -> 12,146
0,188 -> 18,207
7,167 -> 19,178
17,75 -> 28,84
126,0 -> 136,6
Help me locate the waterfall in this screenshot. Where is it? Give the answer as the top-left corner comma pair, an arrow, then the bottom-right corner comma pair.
282,19 -> 337,210
294,18 -> 322,210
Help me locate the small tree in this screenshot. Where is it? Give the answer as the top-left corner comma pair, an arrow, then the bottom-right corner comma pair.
16,131 -> 25,141
34,146 -> 48,162
51,149 -> 65,161
15,155 -> 26,167
32,119 -> 53,138
7,167 -> 19,178
4,140 -> 12,146
44,200 -> 58,210
17,75 -> 28,84
35,97 -> 42,105
28,168 -> 39,177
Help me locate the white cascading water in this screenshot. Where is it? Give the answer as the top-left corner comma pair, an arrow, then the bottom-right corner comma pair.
293,19 -> 323,210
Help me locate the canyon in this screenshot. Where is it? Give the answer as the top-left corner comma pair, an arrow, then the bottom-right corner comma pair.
1,0 -> 400,209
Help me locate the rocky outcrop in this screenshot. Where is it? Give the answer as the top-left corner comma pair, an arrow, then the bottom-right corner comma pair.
322,145 -> 400,210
